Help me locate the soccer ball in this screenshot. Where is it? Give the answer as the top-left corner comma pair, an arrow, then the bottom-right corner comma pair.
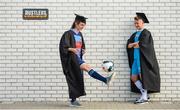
102,61 -> 114,72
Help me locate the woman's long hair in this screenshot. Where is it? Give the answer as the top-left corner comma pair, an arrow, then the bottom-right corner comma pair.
71,20 -> 81,29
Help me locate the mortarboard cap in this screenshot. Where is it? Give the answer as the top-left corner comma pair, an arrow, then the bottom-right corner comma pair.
136,12 -> 149,23
74,13 -> 88,23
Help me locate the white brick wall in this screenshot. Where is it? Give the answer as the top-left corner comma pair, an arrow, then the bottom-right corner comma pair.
0,0 -> 180,102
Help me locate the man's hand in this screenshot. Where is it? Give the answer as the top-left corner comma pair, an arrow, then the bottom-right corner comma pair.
128,43 -> 134,48
128,42 -> 139,48
133,42 -> 139,48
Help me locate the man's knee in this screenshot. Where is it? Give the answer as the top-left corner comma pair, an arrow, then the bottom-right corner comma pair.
131,76 -> 137,82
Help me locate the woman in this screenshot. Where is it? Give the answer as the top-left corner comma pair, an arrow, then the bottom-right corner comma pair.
127,12 -> 160,104
59,14 -> 115,106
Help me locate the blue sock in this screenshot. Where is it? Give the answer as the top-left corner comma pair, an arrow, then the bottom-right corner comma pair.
88,69 -> 107,83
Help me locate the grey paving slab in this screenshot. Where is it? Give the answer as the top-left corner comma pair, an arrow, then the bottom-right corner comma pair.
0,101 -> 179,110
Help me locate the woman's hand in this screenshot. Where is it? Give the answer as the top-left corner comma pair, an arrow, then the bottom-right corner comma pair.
82,49 -> 86,55
68,48 -> 78,54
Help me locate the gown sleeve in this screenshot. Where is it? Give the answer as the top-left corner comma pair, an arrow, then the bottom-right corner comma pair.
139,30 -> 154,68
59,31 -> 72,56
126,33 -> 135,68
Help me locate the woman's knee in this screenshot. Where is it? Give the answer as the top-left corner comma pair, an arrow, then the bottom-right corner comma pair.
80,63 -> 91,72
85,64 -> 91,71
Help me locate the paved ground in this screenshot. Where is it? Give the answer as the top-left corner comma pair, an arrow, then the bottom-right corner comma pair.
0,101 -> 180,110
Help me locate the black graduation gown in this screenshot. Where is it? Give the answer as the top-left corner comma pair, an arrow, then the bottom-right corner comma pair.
126,29 -> 160,93
59,30 -> 86,99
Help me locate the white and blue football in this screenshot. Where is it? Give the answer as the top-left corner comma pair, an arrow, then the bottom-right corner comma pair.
102,61 -> 114,72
